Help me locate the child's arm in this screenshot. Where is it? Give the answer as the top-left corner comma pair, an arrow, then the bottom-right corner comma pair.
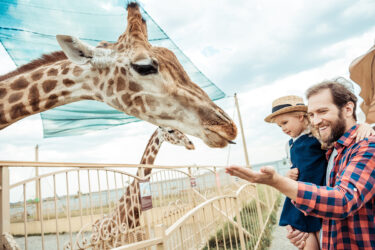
285,168 -> 299,181
351,122 -> 375,142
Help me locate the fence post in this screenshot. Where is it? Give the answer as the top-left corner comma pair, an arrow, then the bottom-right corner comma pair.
269,186 -> 275,204
254,185 -> 264,230
143,209 -> 151,243
264,185 -> 271,208
214,167 -> 222,195
188,167 -> 196,207
155,224 -> 165,250
35,145 -> 41,221
0,166 -> 10,237
234,198 -> 246,249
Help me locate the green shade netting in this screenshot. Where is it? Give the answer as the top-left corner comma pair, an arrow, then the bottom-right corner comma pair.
0,0 -> 225,137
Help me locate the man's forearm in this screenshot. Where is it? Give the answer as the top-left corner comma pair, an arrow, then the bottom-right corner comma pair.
271,174 -> 299,200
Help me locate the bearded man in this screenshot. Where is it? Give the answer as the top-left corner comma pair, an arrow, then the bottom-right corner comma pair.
226,81 -> 375,250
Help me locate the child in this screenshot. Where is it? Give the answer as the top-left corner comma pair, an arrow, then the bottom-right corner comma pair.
265,95 -> 324,249
264,95 -> 374,249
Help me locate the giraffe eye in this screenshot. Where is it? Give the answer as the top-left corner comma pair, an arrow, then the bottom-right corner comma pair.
168,130 -> 175,133
130,62 -> 158,75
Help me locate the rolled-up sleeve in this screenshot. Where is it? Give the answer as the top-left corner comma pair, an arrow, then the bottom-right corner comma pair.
294,141 -> 375,219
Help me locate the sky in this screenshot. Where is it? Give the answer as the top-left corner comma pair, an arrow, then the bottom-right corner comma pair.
1,0 -> 375,187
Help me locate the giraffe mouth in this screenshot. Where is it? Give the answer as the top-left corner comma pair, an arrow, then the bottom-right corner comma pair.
203,128 -> 237,148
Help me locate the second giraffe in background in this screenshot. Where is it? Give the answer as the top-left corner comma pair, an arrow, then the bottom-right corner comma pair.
89,127 -> 194,248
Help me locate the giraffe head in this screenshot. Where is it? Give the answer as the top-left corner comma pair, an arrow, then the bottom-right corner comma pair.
158,127 -> 195,150
55,2 -> 237,148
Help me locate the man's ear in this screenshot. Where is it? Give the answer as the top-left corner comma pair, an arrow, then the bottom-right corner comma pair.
56,35 -> 94,65
343,101 -> 355,118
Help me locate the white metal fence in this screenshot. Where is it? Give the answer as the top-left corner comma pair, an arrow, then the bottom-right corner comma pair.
0,161 -> 279,250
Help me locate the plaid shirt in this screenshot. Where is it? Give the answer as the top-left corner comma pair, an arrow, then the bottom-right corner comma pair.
294,124 -> 375,249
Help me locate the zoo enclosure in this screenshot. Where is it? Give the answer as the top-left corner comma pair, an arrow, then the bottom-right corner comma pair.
0,161 -> 279,249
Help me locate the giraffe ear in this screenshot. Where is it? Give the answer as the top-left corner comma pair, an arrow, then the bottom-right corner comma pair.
56,35 -> 94,65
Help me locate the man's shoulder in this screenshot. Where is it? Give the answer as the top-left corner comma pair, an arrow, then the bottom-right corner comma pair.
357,135 -> 375,144
343,137 -> 375,170
348,135 -> 375,152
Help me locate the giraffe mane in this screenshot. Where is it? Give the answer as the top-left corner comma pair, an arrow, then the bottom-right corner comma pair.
0,51 -> 67,82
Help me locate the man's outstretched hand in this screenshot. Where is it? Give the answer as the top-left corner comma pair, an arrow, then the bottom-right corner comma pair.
226,165 -> 299,200
225,165 -> 278,186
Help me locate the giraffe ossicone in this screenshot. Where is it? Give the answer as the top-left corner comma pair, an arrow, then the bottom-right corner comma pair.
0,2 -> 237,148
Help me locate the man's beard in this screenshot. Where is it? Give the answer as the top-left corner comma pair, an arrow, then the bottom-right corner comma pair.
322,111 -> 346,145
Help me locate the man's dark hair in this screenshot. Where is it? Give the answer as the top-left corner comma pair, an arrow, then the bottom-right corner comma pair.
306,80 -> 358,121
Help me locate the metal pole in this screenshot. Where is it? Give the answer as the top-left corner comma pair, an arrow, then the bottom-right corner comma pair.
235,197 -> 246,249
35,145 -> 40,221
234,93 -> 251,168
0,166 -> 10,235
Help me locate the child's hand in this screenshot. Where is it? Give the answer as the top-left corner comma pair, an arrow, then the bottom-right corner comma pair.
351,123 -> 375,143
285,168 -> 299,180
286,225 -> 308,249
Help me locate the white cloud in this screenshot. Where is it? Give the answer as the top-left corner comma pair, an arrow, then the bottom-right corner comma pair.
142,0 -> 375,93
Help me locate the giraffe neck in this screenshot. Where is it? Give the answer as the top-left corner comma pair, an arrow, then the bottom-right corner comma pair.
0,59 -> 111,130
114,129 -> 164,228
137,129 -> 163,177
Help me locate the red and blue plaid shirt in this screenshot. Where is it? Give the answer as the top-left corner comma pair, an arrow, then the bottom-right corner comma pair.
294,124 -> 375,249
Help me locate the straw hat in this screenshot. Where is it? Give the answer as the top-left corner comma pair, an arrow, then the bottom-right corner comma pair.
264,95 -> 307,123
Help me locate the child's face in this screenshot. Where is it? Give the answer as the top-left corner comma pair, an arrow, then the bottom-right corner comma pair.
274,113 -> 305,138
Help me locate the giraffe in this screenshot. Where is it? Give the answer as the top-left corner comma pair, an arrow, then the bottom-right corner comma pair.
83,127 -> 194,248
0,2 -> 237,148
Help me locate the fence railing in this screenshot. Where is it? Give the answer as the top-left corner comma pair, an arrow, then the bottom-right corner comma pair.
1,161 -> 252,250
113,184 -> 280,250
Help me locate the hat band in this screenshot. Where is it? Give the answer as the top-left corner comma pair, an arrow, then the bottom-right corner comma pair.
272,103 -> 304,113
